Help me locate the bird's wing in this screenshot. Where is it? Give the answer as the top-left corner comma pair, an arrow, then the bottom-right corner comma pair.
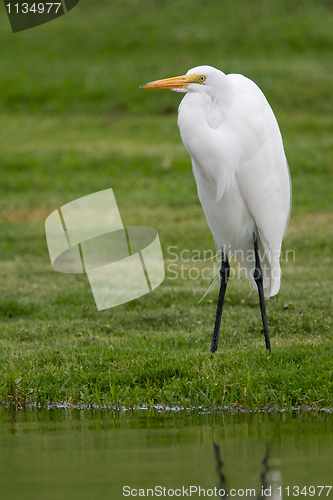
229,75 -> 291,296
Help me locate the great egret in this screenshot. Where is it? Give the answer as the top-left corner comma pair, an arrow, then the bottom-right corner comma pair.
141,65 -> 291,352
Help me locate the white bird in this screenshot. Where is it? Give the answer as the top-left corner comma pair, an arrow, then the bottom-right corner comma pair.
141,65 -> 291,352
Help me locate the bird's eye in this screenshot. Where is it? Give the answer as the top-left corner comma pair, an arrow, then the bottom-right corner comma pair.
198,75 -> 206,83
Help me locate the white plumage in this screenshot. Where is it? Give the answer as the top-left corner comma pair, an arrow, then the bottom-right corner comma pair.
177,66 -> 291,297
142,65 -> 291,350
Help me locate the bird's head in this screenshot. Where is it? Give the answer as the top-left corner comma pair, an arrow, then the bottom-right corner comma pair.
140,65 -> 224,94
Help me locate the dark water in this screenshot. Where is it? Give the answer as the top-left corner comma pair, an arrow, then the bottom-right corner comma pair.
0,408 -> 332,500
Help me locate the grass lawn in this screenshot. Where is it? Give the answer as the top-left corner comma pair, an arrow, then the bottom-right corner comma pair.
0,0 -> 332,409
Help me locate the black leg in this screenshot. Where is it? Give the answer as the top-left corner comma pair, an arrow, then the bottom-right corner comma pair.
211,250 -> 230,353
253,233 -> 271,351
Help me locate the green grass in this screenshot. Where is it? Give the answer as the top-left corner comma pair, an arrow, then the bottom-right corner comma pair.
0,0 -> 332,409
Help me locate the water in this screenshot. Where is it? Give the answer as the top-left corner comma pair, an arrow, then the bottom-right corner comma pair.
0,408 -> 332,499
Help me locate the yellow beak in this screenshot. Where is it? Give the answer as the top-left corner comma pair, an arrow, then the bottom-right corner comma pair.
140,74 -> 200,90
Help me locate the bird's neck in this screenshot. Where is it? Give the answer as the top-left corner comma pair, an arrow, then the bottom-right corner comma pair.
180,90 -> 231,130
204,94 -> 225,129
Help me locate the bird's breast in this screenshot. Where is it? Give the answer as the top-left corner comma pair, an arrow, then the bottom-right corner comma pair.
178,93 -> 241,200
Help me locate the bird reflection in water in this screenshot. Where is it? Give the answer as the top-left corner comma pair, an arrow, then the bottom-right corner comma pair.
212,443 -> 282,499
